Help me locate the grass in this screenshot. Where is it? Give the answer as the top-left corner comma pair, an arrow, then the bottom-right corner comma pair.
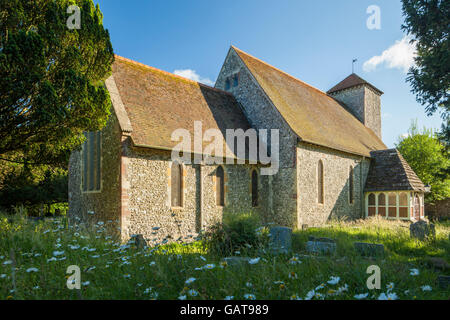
0,214 -> 449,300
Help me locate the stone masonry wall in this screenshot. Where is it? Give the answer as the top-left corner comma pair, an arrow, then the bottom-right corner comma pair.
124,146 -> 266,244
215,48 -> 298,228
296,142 -> 370,227
329,85 -> 382,140
68,111 -> 122,235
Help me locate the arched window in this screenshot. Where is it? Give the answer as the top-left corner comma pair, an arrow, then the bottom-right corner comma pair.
378,193 -> 386,216
225,78 -> 231,90
317,160 -> 324,204
233,73 -> 239,87
349,166 -> 354,204
216,166 -> 225,206
368,193 -> 376,216
251,170 -> 259,207
399,192 -> 408,218
171,162 -> 183,207
388,193 -> 397,217
82,131 -> 102,192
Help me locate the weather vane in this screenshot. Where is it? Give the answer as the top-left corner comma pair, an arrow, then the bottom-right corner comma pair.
352,58 -> 358,73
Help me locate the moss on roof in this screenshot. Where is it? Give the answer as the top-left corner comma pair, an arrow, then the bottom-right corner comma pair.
232,46 -> 387,157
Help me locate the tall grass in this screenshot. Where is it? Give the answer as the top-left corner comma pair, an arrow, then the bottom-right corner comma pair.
0,213 -> 448,300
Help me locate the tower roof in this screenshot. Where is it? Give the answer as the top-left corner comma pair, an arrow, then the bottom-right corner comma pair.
327,73 -> 383,95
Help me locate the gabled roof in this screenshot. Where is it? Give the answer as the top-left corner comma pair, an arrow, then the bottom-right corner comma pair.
364,149 -> 426,192
327,73 -> 383,95
232,47 -> 387,157
110,55 -> 252,159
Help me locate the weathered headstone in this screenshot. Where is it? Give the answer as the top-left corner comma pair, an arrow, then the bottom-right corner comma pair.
437,275 -> 450,289
306,237 -> 336,255
130,234 -> 147,249
269,227 -> 292,254
427,257 -> 450,271
354,242 -> 384,257
410,220 -> 436,241
224,257 -> 251,267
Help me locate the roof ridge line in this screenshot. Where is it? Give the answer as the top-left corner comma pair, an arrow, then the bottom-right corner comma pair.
114,54 -> 232,96
231,46 -> 331,99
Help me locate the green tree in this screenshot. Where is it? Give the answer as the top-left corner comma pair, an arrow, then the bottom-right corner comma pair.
401,0 -> 449,118
0,0 -> 114,167
396,121 -> 450,203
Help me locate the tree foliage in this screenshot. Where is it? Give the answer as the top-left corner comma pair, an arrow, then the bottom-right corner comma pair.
401,0 -> 449,119
0,0 -> 114,167
396,121 -> 450,203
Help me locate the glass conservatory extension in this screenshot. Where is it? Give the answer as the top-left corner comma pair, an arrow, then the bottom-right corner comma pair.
365,191 -> 424,221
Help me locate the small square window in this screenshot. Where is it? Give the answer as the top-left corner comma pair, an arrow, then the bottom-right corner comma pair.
225,78 -> 231,90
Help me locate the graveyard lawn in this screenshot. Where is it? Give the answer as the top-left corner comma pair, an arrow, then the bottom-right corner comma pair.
0,215 -> 449,300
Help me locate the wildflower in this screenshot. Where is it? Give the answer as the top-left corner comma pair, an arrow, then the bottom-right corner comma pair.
185,277 -> 196,285
0,274 -> 6,278
409,268 -> 419,276
354,293 -> 369,300
26,268 -> 39,273
224,296 -> 234,300
248,258 -> 260,265
149,261 -> 156,266
290,294 -> 302,300
188,289 -> 199,297
289,256 -> 302,265
289,272 -> 298,279
68,245 -> 80,250
279,284 -> 286,290
2,260 -> 12,265
53,250 -> 65,256
123,274 -> 131,279
378,292 -> 398,300
47,257 -> 57,262
315,283 -> 325,291
220,261 -> 228,268
244,294 -> 256,300
82,281 -> 90,286
305,290 -> 315,300
204,264 -> 215,270
234,251 -> 240,255
386,282 -> 394,292
199,256 -> 206,261
421,285 -> 432,291
178,295 -> 187,300
91,255 -> 100,258
327,289 -> 337,295
246,282 -> 253,288
327,276 -> 340,285
337,284 -> 348,294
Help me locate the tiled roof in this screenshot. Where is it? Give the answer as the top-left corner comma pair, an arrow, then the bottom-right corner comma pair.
327,73 -> 383,95
111,55 -> 252,159
364,149 -> 426,192
232,47 -> 387,157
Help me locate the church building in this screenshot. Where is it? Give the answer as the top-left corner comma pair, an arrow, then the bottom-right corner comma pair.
68,46 -> 426,242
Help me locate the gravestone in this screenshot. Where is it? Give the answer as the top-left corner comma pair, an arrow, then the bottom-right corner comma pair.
354,242 -> 385,257
306,237 -> 336,255
410,220 -> 436,241
269,227 -> 292,254
130,234 -> 147,249
224,257 -> 251,267
437,275 -> 450,289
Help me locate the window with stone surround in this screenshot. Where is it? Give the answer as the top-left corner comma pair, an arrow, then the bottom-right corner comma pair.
82,131 -> 101,192
251,169 -> 259,207
317,160 -> 324,204
368,193 -> 376,216
216,166 -> 225,206
225,78 -> 231,91
378,193 -> 386,216
171,162 -> 183,207
388,193 -> 397,217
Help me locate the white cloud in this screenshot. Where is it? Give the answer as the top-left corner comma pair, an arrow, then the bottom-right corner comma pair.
173,69 -> 214,86
363,36 -> 417,73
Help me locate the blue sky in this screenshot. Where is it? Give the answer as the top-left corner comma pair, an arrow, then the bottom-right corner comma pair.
94,0 -> 443,148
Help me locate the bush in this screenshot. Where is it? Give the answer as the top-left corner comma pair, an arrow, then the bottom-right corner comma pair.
201,212 -> 269,256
